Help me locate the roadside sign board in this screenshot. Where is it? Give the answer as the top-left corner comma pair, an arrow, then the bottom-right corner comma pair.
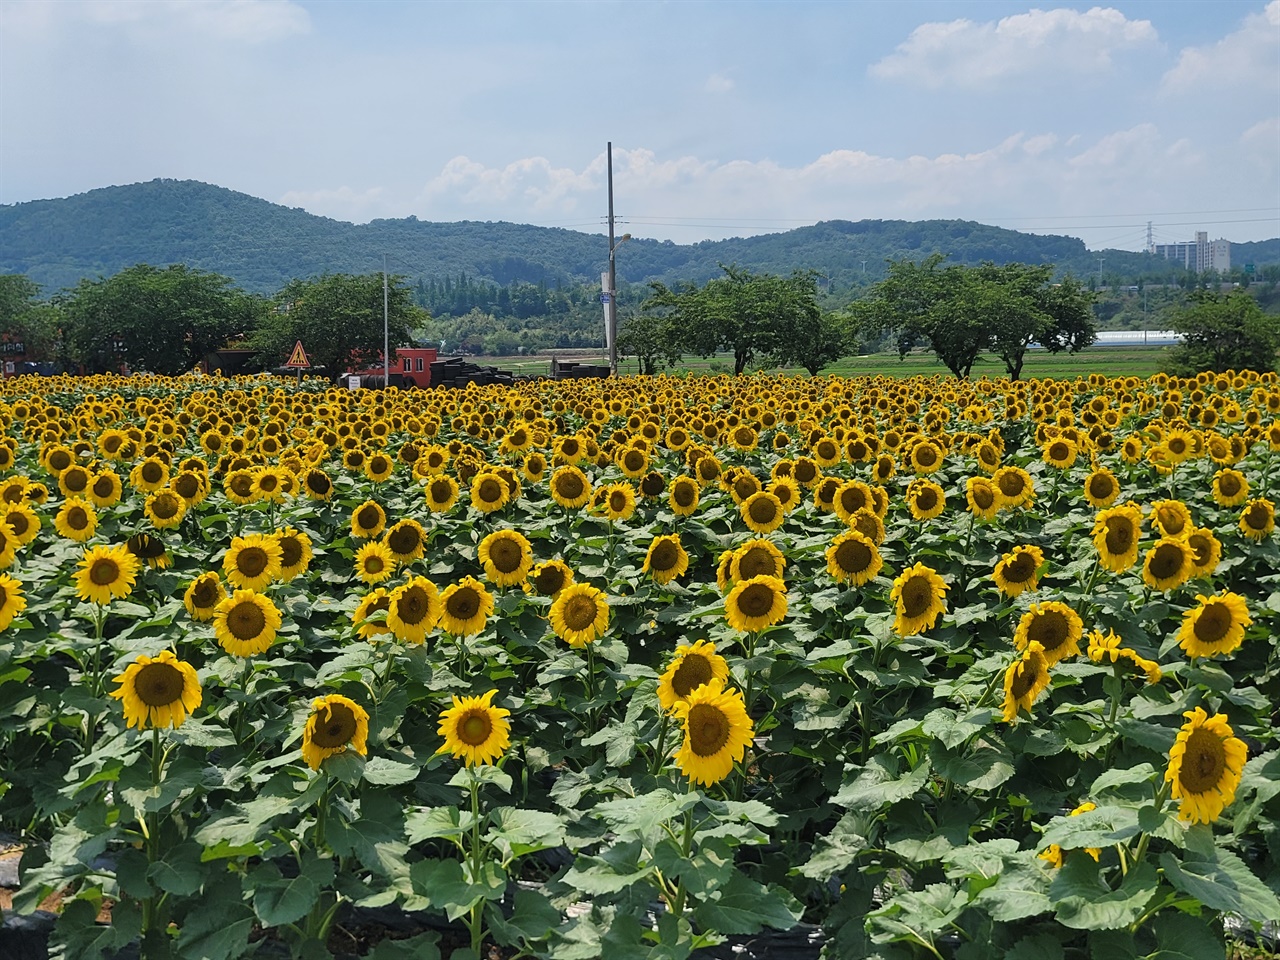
346,375 -> 361,390
284,341 -> 310,368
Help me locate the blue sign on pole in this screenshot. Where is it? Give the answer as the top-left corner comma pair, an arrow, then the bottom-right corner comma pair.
600,293 -> 611,304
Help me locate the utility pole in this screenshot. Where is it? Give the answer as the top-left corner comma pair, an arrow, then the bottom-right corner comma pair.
607,143 -> 618,377
383,254 -> 389,387
1097,257 -> 1105,289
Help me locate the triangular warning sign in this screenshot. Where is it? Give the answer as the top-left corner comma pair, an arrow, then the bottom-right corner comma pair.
284,341 -> 310,368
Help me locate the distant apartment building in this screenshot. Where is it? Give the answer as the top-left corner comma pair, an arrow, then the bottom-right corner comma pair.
1151,231 -> 1231,273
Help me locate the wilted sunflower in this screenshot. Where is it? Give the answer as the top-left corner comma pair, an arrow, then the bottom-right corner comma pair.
436,689 -> 511,767
550,582 -> 610,647
1082,468 -> 1121,508
825,530 -> 882,587
1002,640 -> 1051,723
110,650 -> 201,730
906,479 -> 946,521
668,476 -> 700,517
1165,707 -> 1247,824
1238,498 -> 1275,542
724,575 -> 787,633
387,576 -> 442,644
350,500 -> 388,539
470,471 -> 510,514
1186,526 -> 1222,578
992,545 -> 1045,598
0,573 -> 27,631
86,470 -> 124,508
993,466 -> 1034,509
527,559 -> 574,598
1086,629 -> 1162,684
423,474 -> 460,513
1092,503 -> 1143,572
54,497 -> 98,542
671,678 -> 754,786
353,588 -> 393,640
1211,468 -> 1249,507
74,543 -> 140,605
301,694 -> 370,771
1177,592 -> 1251,659
965,476 -> 1000,520
1142,537 -> 1193,593
1150,499 -> 1193,539
739,491 -> 784,534
641,534 -> 689,585
890,563 -> 948,637
657,640 -> 730,712
223,533 -> 284,592
183,571 -> 226,622
1013,601 -> 1082,665
383,518 -> 427,565
274,527 -> 313,581
478,529 -> 534,587
439,576 -> 494,637
144,489 -> 187,530
213,590 -> 282,657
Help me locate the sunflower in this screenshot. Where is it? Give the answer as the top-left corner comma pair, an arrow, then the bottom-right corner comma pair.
478,529 -> 534,587
250,467 -> 287,504
993,466 -> 1035,509
353,588 -> 393,640
1142,537 -> 1193,593
1177,592 -> 1252,659
351,539 -> 394,584
1083,468 -> 1121,508
3,503 -> 39,546
550,582 -> 610,647
129,457 -> 170,494
436,689 -> 511,767
54,497 -> 98,542
668,476 -> 700,517
0,573 -> 27,631
423,474 -> 460,513
633,534 -> 687,586
1165,707 -> 1248,824
527,559 -> 574,598
657,640 -> 730,712
144,489 -> 187,530
213,590 -> 282,657
550,465 -> 592,509
598,483 -> 636,523
832,480 -> 874,523
274,527 -> 313,581
992,545 -> 1045,598
350,500 -> 388,539
906,479 -> 946,521
739,491 -> 784,535
825,530 -> 882,587
58,464 -> 94,499
1038,802 -> 1101,868
1150,499 -> 1193,539
1238,498 -> 1275,541
223,533 -> 284,592
365,452 -> 395,484
1012,601 -> 1083,666
1002,641 -> 1051,723
671,678 -> 754,786
965,476 -> 1000,520
127,533 -> 170,570
439,576 -> 494,637
86,470 -> 123,508
1092,503 -> 1143,573
470,471 -> 510,513
301,467 -> 334,501
383,518 -> 427,565
890,563 -> 948,637
170,470 -> 207,506
908,439 -> 944,475
301,694 -> 370,771
1211,468 -> 1249,507
74,544 -> 140,605
387,576 -> 442,644
724,575 -> 787,633
223,469 -> 256,505
1186,526 -> 1222,578
183,572 -> 226,622
109,650 -> 202,730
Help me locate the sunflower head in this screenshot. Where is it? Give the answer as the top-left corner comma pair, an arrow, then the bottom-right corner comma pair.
825,530 -> 882,587
1143,537 -> 1193,593
110,650 -> 202,730
75,543 -> 141,605
1002,641 -> 1051,723
1177,592 -> 1251,659
478,529 -> 533,588
439,576 -> 495,637
387,576 -> 442,644
1165,707 -> 1248,824
643,534 -> 689,585
183,572 -> 226,622
1013,601 -> 1083,666
657,640 -> 730,712
992,545 -> 1045,598
889,562 -> 948,637
213,589 -> 282,657
724,575 -> 787,633
350,500 -> 388,539
301,694 -> 371,771
527,559 -> 574,598
223,533 -> 284,591
550,582 -> 610,647
670,678 -> 754,787
436,689 -> 511,767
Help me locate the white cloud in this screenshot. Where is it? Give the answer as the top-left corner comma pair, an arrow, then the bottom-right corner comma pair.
705,73 -> 734,94
870,7 -> 1158,88
1162,1 -> 1280,93
0,0 -> 310,43
278,185 -> 385,222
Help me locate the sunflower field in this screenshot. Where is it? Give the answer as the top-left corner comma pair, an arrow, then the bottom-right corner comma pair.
1,369 -> 1279,960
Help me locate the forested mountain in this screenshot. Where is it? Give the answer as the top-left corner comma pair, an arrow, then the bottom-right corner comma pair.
4,179 -> 1266,296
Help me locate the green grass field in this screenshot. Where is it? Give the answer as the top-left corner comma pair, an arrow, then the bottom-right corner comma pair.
465,345 -> 1170,381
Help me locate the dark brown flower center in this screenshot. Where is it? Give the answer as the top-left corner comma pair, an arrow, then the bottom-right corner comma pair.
93,476 -> 116,499
1089,474 -> 1115,500
90,558 -> 120,586
913,487 -> 938,512
834,539 -> 873,575
649,541 -> 680,571
533,565 -> 566,595
1219,474 -> 1241,497
236,547 -> 269,578
227,600 -> 267,640
151,493 -> 181,520
998,472 -> 1026,497
736,582 -> 776,619
477,478 -> 504,503
900,576 -> 934,619
563,594 -> 599,631
279,536 -> 303,569
1178,728 -> 1226,794
141,462 -> 163,484
1009,657 -> 1042,700
1149,542 -> 1186,581
6,513 -> 28,537
387,524 -> 421,557
672,654 -> 713,697
1027,609 -> 1070,652
1244,503 -> 1271,531
971,484 -> 995,510
458,710 -> 492,746
311,703 -> 357,748
1194,601 -> 1232,644
748,497 -> 778,524
672,480 -> 697,507
136,662 -> 184,707
447,587 -> 481,620
356,505 -> 383,531
1003,552 -> 1037,584
687,703 -> 731,757
395,585 -> 431,625
191,578 -> 218,608
64,468 -> 89,492
488,536 -> 524,573
1104,516 -> 1135,554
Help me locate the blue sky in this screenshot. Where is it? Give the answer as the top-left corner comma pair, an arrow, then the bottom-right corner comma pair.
2,0 -> 1277,250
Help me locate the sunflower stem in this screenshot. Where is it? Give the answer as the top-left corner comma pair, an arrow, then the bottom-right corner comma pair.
584,643 -> 600,733
650,713 -> 670,776
466,770 -> 487,956
957,514 -> 976,597
233,657 -> 253,745
141,725 -> 164,948
378,642 -> 397,695
1129,779 -> 1170,871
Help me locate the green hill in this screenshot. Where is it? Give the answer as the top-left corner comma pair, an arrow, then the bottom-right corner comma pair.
1,179 -> 1272,294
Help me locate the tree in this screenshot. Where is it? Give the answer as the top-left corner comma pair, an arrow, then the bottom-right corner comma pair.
57,264 -> 263,375
251,273 -> 426,376
1165,291 -> 1280,375
979,264 -> 1096,379
0,275 -> 65,365
617,310 -> 675,375
643,265 -> 832,375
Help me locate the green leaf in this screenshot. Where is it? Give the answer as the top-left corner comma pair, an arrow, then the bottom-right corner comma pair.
54,898 -> 141,960
1089,763 -> 1157,796
590,789 -> 699,840
1040,805 -> 1142,851
1050,858 -> 1159,931
485,807 -> 566,860
175,892 -> 255,960
147,841 -> 204,896
931,739 -> 1014,792
799,811 -> 867,879
487,886 -> 562,946
973,851 -> 1054,922
922,707 -> 993,749
868,882 -> 968,944
561,839 -> 653,895
447,764 -> 512,793
407,857 -> 506,920
832,756 -> 931,811
1160,842 -> 1280,922
1005,934 -> 1065,960
405,806 -> 470,844
322,749 -> 366,785
327,817 -> 402,874
368,932 -> 442,960
250,855 -> 335,926
690,870 -> 803,935
361,756 -> 420,785
1149,911 -> 1226,960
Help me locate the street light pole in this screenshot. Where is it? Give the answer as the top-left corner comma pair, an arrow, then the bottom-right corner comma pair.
383,254 -> 389,387
607,143 -> 618,376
